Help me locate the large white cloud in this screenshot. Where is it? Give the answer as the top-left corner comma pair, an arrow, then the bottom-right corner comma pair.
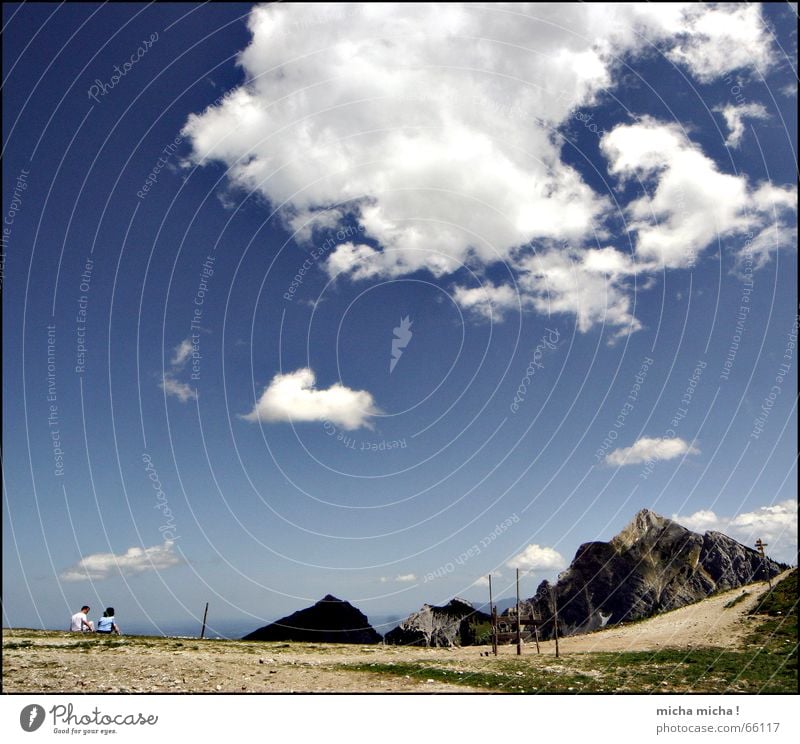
674,500 -> 797,564
242,367 -> 380,430
507,544 -> 566,571
605,436 -> 699,467
60,541 -> 182,582
183,3 -> 785,336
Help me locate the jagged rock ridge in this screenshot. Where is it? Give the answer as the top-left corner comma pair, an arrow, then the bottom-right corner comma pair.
520,509 -> 786,639
242,594 -> 382,644
385,597 -> 490,647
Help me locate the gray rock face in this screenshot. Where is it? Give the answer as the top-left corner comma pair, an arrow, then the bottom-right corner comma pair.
385,598 -> 490,647
242,595 -> 382,644
521,509 -> 786,639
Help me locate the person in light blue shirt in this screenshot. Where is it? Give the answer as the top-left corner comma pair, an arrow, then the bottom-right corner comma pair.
96,607 -> 121,635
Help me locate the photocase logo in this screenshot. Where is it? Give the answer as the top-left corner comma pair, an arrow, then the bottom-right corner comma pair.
389,316 -> 413,373
20,704 -> 45,732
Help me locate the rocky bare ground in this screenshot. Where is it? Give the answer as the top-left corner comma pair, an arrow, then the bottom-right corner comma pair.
3,572 -> 790,693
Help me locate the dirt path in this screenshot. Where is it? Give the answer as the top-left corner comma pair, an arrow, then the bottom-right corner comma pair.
531,573 -> 788,655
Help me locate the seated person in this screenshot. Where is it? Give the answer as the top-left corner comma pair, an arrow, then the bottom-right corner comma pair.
70,605 -> 94,632
96,607 -> 121,635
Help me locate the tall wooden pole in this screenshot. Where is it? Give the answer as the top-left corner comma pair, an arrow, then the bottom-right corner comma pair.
489,574 -> 497,656
534,624 -> 540,654
516,569 -> 522,655
550,586 -> 559,658
200,602 -> 209,639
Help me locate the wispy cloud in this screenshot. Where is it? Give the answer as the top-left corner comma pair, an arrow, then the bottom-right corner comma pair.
161,374 -> 197,403
242,368 -> 379,431
380,573 -> 417,584
161,337 -> 197,402
170,338 -> 193,368
60,541 -> 183,582
605,436 -> 699,466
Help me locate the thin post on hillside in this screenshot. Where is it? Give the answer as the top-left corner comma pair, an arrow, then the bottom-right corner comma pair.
550,586 -> 560,658
516,568 -> 522,656
489,574 -> 497,656
200,602 -> 209,639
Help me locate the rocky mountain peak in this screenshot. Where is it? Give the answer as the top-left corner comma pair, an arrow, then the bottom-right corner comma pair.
385,597 -> 489,647
243,595 -> 382,644
611,508 -> 674,550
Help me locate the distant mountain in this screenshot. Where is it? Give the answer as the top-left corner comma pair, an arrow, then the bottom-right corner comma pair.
519,508 -> 787,639
242,595 -> 382,644
385,597 -> 490,647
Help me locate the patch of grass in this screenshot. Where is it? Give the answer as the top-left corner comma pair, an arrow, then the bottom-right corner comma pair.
750,570 -> 797,617
3,641 -> 34,650
344,644 -> 796,693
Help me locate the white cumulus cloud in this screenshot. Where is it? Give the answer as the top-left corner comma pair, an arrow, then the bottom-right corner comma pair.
674,500 -> 797,564
507,544 -> 566,571
242,368 -> 379,430
60,541 -> 182,582
605,436 -> 699,467
182,3 -> 783,336
601,119 -> 797,270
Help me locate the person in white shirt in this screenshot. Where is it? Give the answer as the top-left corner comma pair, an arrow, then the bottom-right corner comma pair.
70,605 -> 94,632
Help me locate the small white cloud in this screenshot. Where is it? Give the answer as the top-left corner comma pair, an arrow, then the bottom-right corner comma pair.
507,545 -> 565,571
242,368 -> 379,430
715,102 -> 769,148
675,508 -> 719,532
605,436 -> 699,466
160,374 -> 197,403
472,572 -> 502,588
60,541 -> 182,582
674,500 -> 797,564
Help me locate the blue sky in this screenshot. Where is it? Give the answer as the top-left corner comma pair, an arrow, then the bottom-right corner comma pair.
3,3 -> 797,637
